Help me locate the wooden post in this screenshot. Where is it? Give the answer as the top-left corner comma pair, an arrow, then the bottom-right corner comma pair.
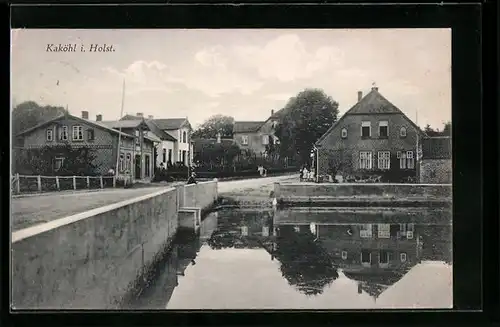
16,173 -> 20,194
100,176 -> 104,189
86,176 -> 90,188
73,176 -> 76,190
37,175 -> 42,192
55,176 -> 60,190
113,176 -> 116,188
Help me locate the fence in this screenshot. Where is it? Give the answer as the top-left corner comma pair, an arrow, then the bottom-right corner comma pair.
11,173 -> 121,194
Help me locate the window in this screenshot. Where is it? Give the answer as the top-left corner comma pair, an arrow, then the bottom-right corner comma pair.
182,150 -> 186,164
60,126 -> 69,141
46,128 -> 53,141
399,151 -> 406,169
379,121 -> 388,138
361,250 -> 371,265
162,149 -> 167,163
377,224 -> 391,238
360,224 -> 373,238
379,250 -> 392,266
168,149 -> 172,163
400,126 -> 407,137
72,125 -> 83,140
361,121 -> 371,138
341,128 -> 348,139
182,131 -> 187,143
400,252 -> 407,262
53,157 -> 64,171
272,121 -> 278,129
135,130 -> 140,145
377,151 -> 391,170
309,222 -> 317,235
341,251 -> 348,260
262,226 -> 269,237
179,150 -> 181,162
242,135 -> 249,145
87,129 -> 95,141
407,223 -> 414,239
241,226 -> 248,236
145,155 -> 150,177
406,151 -> 415,169
359,151 -> 373,169
294,226 -> 300,233
126,153 -> 131,171
262,135 -> 269,145
119,152 -> 125,172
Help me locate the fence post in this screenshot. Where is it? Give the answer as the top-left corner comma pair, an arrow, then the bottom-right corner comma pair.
113,176 -> 116,188
55,176 -> 60,190
37,175 -> 42,192
100,176 -> 104,189
16,173 -> 20,194
73,176 -> 76,190
86,176 -> 90,188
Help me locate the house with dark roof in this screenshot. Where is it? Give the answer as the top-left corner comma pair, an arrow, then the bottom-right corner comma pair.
233,109 -> 283,156
315,85 -> 426,182
15,110 -> 147,177
153,116 -> 193,166
420,136 -> 452,184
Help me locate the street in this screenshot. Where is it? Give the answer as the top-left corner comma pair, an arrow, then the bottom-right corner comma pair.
11,175 -> 297,232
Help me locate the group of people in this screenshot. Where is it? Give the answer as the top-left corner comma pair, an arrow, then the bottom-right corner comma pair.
299,166 -> 315,182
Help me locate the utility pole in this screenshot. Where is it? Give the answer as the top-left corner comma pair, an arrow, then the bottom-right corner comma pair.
115,79 -> 126,182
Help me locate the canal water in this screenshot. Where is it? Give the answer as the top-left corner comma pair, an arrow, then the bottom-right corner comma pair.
130,207 -> 452,310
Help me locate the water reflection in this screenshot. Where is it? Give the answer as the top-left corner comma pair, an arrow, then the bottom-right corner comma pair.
131,207 -> 452,309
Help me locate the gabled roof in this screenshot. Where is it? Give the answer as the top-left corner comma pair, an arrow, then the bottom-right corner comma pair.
118,114 -> 177,142
101,120 -> 146,129
316,88 -> 427,146
16,113 -> 134,139
233,121 -> 265,133
343,270 -> 408,299
153,118 -> 190,130
422,136 -> 451,159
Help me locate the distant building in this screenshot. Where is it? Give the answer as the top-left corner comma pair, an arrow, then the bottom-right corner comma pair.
315,86 -> 426,182
153,117 -> 194,166
233,109 -> 283,156
15,111 -> 157,180
420,136 -> 452,184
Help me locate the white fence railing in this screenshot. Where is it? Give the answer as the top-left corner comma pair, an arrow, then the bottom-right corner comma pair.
11,173 -> 124,194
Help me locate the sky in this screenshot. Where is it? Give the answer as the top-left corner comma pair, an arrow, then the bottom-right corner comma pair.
11,29 -> 451,129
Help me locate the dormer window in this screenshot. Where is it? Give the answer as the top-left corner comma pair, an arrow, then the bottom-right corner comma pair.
341,128 -> 348,139
378,121 -> 388,138
400,126 -> 407,137
361,121 -> 371,138
242,135 -> 249,145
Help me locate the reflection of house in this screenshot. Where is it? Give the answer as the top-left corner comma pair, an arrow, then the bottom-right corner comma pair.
15,110 -> 157,178
420,136 -> 452,184
233,109 -> 283,155
315,86 -> 426,181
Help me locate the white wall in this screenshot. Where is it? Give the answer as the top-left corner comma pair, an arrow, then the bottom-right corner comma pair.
156,140 -> 176,167
165,127 -> 192,165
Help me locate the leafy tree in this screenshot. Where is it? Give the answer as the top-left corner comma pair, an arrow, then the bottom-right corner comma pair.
441,121 -> 451,136
192,114 -> 235,139
274,89 -> 339,165
423,122 -> 452,137
273,226 -> 339,296
12,101 -> 68,144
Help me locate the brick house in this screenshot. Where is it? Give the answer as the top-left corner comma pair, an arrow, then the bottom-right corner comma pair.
233,109 -> 283,156
118,113 -> 177,168
152,117 -> 194,166
315,86 -> 426,182
16,111 -> 157,180
420,136 -> 452,184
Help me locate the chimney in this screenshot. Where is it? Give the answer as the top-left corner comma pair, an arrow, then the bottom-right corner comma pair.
271,109 -> 274,116
357,91 -> 363,102
216,132 -> 221,144
148,115 -> 154,119
136,112 -> 143,117
81,111 -> 89,119
96,114 -> 102,122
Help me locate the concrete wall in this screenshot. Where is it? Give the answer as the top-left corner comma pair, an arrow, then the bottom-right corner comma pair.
274,183 -> 452,201
180,180 -> 218,211
11,187 -> 179,309
420,159 -> 452,184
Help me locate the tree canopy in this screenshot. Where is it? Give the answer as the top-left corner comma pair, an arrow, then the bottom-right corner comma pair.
192,114 -> 235,139
274,89 -> 339,165
12,101 -> 68,143
423,121 -> 451,137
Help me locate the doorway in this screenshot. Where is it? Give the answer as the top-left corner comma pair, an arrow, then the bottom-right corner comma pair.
135,155 -> 141,179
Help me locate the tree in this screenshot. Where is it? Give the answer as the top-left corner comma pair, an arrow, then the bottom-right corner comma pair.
192,114 -> 235,139
423,122 -> 452,137
274,89 -> 339,166
12,101 -> 68,145
441,121 -> 451,136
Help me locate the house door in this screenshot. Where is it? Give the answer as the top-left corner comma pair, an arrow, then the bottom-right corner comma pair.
145,155 -> 150,177
135,155 -> 141,179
